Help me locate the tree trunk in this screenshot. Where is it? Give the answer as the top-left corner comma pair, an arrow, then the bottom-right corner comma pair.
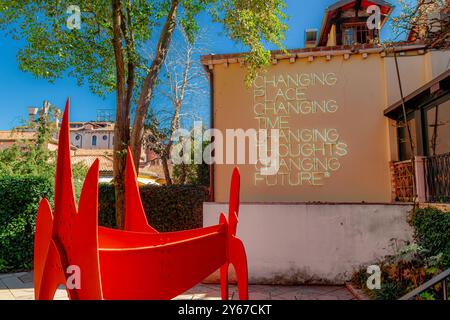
130,0 -> 179,173
112,0 -> 129,229
161,156 -> 172,185
178,162 -> 187,184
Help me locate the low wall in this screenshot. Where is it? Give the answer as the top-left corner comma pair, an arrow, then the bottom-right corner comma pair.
203,202 -> 414,285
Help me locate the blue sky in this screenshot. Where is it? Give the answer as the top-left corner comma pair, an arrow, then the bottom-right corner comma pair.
0,0 -> 406,129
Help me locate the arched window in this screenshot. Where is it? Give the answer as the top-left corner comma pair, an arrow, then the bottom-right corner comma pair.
92,135 -> 97,146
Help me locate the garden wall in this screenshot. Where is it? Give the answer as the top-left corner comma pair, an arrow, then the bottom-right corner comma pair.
203,202 -> 414,285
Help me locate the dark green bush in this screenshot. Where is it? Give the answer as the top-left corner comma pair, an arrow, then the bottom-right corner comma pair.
0,176 -> 53,272
351,206 -> 450,300
374,281 -> 404,300
99,184 -> 209,232
410,207 -> 450,266
0,177 -> 207,273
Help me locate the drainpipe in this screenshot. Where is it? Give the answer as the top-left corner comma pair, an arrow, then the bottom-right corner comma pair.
393,48 -> 418,205
207,65 -> 215,202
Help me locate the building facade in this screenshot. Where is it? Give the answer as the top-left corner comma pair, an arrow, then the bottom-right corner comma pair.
69,121 -> 115,150
201,0 -> 449,284
202,0 -> 449,204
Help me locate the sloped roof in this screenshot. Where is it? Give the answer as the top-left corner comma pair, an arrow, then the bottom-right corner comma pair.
73,149 -> 113,156
71,154 -> 114,173
140,163 -> 172,180
0,131 -> 36,141
318,0 -> 394,46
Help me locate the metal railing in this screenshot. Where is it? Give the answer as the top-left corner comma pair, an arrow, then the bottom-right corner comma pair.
399,268 -> 450,300
424,152 -> 450,203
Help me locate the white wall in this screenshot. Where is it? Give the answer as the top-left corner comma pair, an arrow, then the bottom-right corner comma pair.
70,131 -> 113,149
204,203 -> 414,285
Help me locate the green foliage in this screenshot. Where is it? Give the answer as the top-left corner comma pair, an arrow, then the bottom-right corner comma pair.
98,183 -> 208,231
390,0 -> 447,46
212,0 -> 288,84
186,161 -> 210,186
410,207 -> 450,266
98,183 -> 117,228
0,108 -> 87,272
0,0 -> 287,93
0,180 -> 207,272
0,108 -> 87,199
351,206 -> 450,300
373,281 -> 404,300
173,128 -> 210,186
173,158 -> 210,186
0,176 -> 53,272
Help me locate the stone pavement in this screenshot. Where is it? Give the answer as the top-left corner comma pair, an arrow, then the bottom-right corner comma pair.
0,271 -> 355,300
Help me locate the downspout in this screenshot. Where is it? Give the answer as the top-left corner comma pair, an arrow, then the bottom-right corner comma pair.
393,48 -> 418,206
208,66 -> 215,202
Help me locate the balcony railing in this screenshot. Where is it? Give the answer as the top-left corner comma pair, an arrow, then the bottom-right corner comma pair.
390,160 -> 414,202
424,152 -> 450,203
399,268 -> 449,300
391,153 -> 450,203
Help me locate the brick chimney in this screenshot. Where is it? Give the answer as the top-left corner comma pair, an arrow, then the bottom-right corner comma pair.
28,107 -> 38,124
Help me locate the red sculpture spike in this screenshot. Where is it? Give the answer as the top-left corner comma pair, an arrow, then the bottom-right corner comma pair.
228,167 -> 240,236
52,98 -> 77,244
34,98 -> 249,300
34,199 -> 54,299
124,146 -> 158,233
220,167 -> 248,300
72,159 -> 103,299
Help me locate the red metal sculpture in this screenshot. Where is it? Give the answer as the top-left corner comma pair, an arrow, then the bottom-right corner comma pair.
34,98 -> 248,300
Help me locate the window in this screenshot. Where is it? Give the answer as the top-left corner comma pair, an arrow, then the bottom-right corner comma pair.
425,100 -> 450,156
103,135 -> 108,141
342,23 -> 378,45
75,135 -> 81,141
92,135 -> 97,146
304,29 -> 318,47
305,30 -> 317,42
343,28 -> 355,45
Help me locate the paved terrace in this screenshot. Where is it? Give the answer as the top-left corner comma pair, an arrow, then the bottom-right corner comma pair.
0,271 -> 355,300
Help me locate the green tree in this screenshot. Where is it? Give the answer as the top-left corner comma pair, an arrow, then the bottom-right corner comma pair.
0,107 -> 87,198
0,0 -> 287,228
171,123 -> 210,186
391,0 -> 448,49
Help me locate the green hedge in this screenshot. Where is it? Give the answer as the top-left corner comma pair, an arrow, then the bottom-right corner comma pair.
0,176 -> 208,273
0,176 -> 53,272
411,206 -> 450,266
99,184 -> 208,232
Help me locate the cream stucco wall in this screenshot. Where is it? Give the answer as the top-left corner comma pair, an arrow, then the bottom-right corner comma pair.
383,50 -> 450,107
210,49 -> 450,203
213,54 -> 391,202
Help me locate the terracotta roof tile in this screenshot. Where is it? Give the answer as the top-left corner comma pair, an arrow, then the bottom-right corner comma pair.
71,154 -> 114,173
0,131 -> 36,141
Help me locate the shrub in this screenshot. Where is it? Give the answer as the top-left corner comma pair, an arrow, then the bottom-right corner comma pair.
0,176 -> 53,272
99,184 -> 209,232
410,207 -> 450,266
351,206 -> 450,300
374,281 -> 404,300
